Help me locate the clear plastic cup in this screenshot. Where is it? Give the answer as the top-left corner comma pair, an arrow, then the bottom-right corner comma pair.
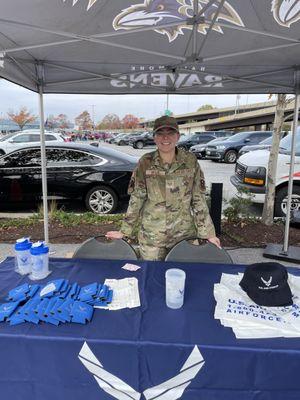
165,268 -> 186,309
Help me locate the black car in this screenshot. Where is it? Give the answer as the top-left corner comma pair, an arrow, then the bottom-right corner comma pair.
189,137 -> 229,159
0,143 -> 137,214
205,131 -> 273,163
130,132 -> 155,149
177,133 -> 216,151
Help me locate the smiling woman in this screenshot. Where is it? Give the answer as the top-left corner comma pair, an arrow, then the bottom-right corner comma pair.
106,115 -> 221,260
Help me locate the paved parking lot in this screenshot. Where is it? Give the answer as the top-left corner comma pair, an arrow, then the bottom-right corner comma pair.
0,141 -> 263,217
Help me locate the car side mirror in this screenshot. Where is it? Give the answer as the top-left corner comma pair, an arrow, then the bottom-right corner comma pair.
244,138 -> 250,142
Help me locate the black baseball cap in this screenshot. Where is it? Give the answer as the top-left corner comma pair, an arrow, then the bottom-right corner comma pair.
239,262 -> 293,307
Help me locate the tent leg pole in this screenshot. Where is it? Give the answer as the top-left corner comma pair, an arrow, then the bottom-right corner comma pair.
38,85 -> 49,244
263,88 -> 300,263
283,92 -> 300,253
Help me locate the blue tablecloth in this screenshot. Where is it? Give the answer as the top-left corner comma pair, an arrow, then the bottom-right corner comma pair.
0,256 -> 300,400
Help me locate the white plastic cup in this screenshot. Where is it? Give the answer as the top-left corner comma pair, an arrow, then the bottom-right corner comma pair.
15,238 -> 32,275
165,268 -> 186,309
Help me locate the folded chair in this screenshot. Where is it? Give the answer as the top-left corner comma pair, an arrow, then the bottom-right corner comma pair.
165,238 -> 233,264
72,236 -> 138,260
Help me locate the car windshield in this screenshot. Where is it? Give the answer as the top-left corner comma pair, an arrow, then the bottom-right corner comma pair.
279,128 -> 300,153
207,137 -> 228,144
0,132 -> 18,141
259,136 -> 273,145
226,131 -> 253,142
179,134 -> 193,142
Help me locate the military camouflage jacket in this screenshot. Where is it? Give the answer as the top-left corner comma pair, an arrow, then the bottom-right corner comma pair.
121,148 -> 216,247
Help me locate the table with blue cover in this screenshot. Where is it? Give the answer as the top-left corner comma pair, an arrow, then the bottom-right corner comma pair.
0,256 -> 300,400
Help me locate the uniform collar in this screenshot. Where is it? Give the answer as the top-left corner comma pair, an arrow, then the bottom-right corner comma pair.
153,148 -> 185,172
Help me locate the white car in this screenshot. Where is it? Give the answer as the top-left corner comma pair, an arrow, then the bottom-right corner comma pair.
0,129 -> 68,155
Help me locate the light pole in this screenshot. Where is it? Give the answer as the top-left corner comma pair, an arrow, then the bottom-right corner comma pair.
90,104 -> 95,132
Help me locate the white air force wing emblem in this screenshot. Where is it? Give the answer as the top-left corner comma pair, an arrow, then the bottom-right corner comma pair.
78,342 -> 205,400
261,276 -> 273,287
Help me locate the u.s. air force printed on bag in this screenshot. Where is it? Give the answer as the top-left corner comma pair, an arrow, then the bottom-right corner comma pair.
214,272 -> 300,339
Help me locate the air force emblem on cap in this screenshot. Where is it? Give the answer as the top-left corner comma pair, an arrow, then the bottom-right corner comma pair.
261,276 -> 272,287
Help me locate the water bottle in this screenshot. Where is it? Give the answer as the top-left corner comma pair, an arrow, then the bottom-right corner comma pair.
15,237 -> 32,275
30,241 -> 49,280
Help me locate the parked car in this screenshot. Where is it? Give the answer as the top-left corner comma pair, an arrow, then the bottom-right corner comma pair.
177,133 -> 216,151
114,132 -> 142,146
190,137 -> 228,159
205,131 -> 273,163
194,130 -> 234,138
230,129 -> 300,217
0,143 -> 138,214
238,132 -> 288,157
107,133 -> 128,144
130,132 -> 155,149
0,129 -> 67,155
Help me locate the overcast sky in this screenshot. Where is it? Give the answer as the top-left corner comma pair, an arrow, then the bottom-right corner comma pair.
0,79 -> 270,123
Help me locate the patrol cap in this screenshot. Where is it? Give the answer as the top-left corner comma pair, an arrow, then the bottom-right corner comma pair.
239,262 -> 293,307
153,116 -> 179,133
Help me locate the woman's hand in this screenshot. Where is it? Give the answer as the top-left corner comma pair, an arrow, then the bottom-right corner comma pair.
105,231 -> 124,240
207,236 -> 221,249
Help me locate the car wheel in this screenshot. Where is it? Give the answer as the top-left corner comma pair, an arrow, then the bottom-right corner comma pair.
224,150 -> 237,163
85,186 -> 118,214
274,186 -> 300,217
119,140 -> 125,146
0,150 -> 5,156
135,141 -> 144,149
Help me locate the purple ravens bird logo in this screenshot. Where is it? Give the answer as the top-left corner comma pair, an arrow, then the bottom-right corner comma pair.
113,0 -> 244,42
272,0 -> 300,27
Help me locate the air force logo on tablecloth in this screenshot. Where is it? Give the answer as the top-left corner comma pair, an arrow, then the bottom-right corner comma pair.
78,342 -> 205,400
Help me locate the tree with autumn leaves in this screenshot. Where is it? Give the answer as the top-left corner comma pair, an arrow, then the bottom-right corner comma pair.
75,111 -> 93,131
7,107 -> 37,130
97,113 -> 140,130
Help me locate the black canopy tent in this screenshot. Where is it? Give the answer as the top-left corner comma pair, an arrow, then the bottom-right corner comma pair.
0,0 -> 299,257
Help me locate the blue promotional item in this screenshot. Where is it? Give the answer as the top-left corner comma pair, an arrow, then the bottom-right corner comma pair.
15,237 -> 32,275
57,298 -> 74,322
23,298 -> 40,324
27,284 -> 40,299
50,298 -> 67,323
39,279 -> 66,298
78,282 -> 98,302
71,301 -> 94,324
67,282 -> 80,299
7,283 -> 30,302
0,302 -> 20,322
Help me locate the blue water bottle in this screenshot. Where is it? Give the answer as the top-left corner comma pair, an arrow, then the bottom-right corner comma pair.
30,241 -> 50,280
15,237 -> 32,275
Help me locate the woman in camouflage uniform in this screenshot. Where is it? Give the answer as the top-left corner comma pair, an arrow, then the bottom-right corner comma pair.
106,116 -> 221,260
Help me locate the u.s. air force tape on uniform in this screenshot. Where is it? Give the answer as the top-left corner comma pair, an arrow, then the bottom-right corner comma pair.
214,272 -> 300,339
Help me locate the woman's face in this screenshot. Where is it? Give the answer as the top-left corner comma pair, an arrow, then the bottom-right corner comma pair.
154,129 -> 180,154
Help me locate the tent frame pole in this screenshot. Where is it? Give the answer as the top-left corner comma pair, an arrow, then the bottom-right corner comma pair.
283,90 -> 300,252
263,70 -> 300,263
38,80 -> 49,244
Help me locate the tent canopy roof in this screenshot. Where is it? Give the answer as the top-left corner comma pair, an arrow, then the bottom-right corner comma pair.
0,0 -> 300,95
